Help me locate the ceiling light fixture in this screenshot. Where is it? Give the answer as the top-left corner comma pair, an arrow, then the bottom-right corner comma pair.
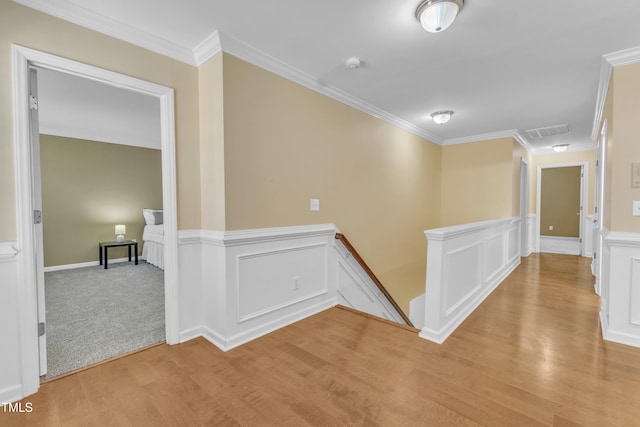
416,0 -> 464,33
552,144 -> 569,152
431,110 -> 454,124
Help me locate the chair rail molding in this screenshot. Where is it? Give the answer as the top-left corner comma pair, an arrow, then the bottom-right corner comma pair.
414,217 -> 521,344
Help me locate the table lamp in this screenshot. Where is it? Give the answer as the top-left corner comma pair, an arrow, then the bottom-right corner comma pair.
115,224 -> 126,242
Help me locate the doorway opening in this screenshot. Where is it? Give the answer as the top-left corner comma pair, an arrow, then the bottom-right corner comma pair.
13,45 -> 179,396
535,162 -> 589,256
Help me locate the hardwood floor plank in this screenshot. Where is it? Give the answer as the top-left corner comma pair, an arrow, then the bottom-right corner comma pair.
3,253 -> 640,426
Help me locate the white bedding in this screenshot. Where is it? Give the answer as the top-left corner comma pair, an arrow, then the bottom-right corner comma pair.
142,224 -> 164,269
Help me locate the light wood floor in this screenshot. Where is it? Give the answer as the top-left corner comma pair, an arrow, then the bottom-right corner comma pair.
4,253 -> 640,426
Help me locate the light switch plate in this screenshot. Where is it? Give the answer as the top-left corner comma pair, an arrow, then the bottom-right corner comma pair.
310,198 -> 320,212
633,201 -> 640,217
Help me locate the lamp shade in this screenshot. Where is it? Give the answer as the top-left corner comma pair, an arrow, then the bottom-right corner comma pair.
115,224 -> 126,235
416,0 -> 463,33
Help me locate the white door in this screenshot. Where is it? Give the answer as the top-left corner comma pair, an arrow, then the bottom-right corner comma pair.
29,67 -> 47,376
593,121 -> 607,295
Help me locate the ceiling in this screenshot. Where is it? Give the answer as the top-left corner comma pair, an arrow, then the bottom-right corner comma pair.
38,68 -> 161,149
16,0 -> 640,153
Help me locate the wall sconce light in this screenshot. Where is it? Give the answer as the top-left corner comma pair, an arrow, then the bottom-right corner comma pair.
115,224 -> 126,243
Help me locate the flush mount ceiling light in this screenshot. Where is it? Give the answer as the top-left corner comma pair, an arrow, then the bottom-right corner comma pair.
552,144 -> 569,152
416,0 -> 464,33
431,110 -> 454,124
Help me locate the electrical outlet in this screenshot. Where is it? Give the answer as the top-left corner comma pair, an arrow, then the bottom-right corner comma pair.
633,201 -> 640,217
310,198 -> 320,211
549,225 -> 554,231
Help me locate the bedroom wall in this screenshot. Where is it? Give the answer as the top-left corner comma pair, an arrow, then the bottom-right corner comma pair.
219,53 -> 442,314
40,135 -> 162,267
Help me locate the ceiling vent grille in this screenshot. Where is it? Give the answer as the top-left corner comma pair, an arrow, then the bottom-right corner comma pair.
525,123 -> 571,139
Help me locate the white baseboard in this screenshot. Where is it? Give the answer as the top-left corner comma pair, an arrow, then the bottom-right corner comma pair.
179,326 -> 203,343
539,236 -> 581,255
0,384 -> 23,406
44,257 -> 140,272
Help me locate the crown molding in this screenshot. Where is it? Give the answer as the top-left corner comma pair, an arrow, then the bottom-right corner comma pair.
193,30 -> 222,66
15,0 -> 568,151
13,0 -> 198,65
591,46 -> 640,141
443,129 -> 518,146
219,33 -> 443,145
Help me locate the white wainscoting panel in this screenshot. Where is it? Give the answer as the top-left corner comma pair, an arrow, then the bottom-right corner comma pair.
0,242 -> 25,404
237,243 -> 328,322
177,230 -> 207,342
195,225 -> 338,351
446,243 -> 482,315
416,218 -> 521,344
177,224 -> 411,353
600,230 -> 640,348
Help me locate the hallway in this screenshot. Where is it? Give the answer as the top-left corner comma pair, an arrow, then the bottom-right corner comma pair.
3,254 -> 640,426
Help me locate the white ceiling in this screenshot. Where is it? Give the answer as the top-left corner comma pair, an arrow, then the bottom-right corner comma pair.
37,67 -> 161,149
17,0 -> 640,153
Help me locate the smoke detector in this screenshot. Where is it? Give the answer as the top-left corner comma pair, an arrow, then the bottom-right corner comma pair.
346,57 -> 361,69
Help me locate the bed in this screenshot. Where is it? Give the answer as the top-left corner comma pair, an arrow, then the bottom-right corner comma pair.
142,209 -> 164,270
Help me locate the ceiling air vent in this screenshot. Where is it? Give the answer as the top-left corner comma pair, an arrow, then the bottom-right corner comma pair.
525,123 -> 572,139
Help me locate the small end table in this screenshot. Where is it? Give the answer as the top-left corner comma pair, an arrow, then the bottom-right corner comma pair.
99,241 -> 139,269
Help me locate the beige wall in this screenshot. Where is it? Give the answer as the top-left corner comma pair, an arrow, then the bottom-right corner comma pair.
530,150 -> 597,215
512,140 -> 529,217
603,75 -> 614,230
609,63 -> 640,233
220,54 -> 442,313
198,54 -> 226,230
440,138 -> 514,227
40,135 -> 162,266
540,166 -> 582,237
0,0 -> 201,241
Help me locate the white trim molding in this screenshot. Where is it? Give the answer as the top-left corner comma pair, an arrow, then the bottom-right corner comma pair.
0,243 -> 19,262
592,46 -> 640,141
413,217 -> 521,343
11,1 -> 545,151
11,45 -> 179,401
599,229 -> 640,348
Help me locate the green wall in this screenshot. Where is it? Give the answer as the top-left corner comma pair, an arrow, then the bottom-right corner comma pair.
40,135 -> 162,267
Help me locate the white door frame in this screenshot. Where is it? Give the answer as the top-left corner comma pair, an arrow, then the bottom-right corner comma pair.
520,158 -> 529,257
12,45 -> 180,397
593,120 -> 607,294
535,162 -> 589,255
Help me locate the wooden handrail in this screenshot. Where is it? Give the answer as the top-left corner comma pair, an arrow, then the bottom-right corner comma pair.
335,233 -> 414,327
